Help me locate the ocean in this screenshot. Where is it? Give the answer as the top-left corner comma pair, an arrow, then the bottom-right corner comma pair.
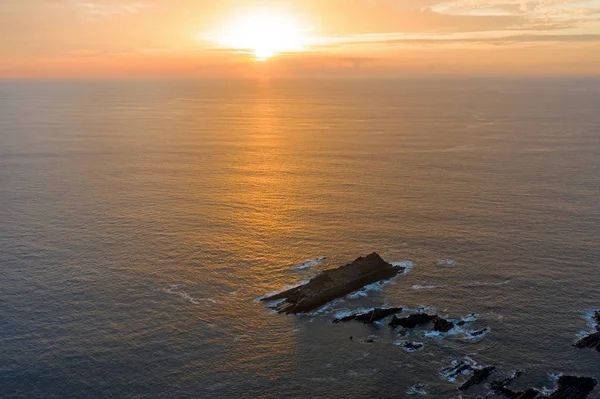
1,78 -> 599,398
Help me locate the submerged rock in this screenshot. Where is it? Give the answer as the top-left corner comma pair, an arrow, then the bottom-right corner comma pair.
574,332 -> 600,352
333,307 -> 403,324
459,366 -> 496,391
261,253 -> 405,314
389,313 -> 437,328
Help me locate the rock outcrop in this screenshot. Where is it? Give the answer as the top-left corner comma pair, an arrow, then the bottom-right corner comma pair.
546,376 -> 597,399
574,332 -> 600,352
388,313 -> 455,332
433,317 -> 455,332
333,307 -> 403,324
396,341 -> 424,352
489,373 -> 596,399
441,359 -> 476,382
469,327 -> 490,337
389,313 -> 437,328
593,311 -> 600,330
261,253 -> 404,314
459,366 -> 496,391
574,311 -> 600,352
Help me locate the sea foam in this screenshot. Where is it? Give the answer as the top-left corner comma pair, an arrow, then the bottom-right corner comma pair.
293,257 -> 326,271
162,284 -> 218,305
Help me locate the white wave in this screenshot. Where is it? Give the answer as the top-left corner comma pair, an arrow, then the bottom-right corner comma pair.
293,257 -> 326,271
345,276 -> 401,299
162,284 -> 218,305
436,258 -> 458,267
343,263 -> 415,300
461,313 -> 480,322
422,320 -> 487,340
464,327 -> 490,340
392,260 -> 416,274
407,384 -> 429,396
582,309 -> 600,331
540,373 -> 562,396
333,308 -> 370,319
302,296 -> 348,316
422,330 -> 444,338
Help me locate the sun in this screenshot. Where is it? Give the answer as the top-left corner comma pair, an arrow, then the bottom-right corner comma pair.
206,9 -> 310,61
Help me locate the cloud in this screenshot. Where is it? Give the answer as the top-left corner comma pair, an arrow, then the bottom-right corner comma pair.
77,1 -> 151,16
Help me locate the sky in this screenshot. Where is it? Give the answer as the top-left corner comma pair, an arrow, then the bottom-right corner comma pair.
1,0 -> 600,78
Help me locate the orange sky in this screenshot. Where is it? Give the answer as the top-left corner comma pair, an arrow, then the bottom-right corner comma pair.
2,0 -> 600,78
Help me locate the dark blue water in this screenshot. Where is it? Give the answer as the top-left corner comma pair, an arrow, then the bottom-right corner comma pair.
1,78 -> 600,398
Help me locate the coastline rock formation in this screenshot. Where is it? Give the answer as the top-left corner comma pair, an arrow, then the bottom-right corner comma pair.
333,307 -> 403,324
261,253 -> 404,314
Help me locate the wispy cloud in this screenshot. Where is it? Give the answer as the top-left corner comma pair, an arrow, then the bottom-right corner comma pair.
79,1 -> 149,16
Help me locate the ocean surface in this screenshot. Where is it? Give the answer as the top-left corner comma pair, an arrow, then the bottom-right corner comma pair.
1,78 -> 600,398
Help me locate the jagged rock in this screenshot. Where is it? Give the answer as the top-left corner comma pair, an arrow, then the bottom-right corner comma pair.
574,332 -> 600,352
459,366 -> 496,391
593,311 -> 600,331
433,317 -> 455,332
441,359 -> 474,382
396,328 -> 408,337
490,371 -> 540,399
469,327 -> 490,338
491,373 -> 596,399
261,253 -> 405,314
517,388 -> 541,399
333,307 -> 403,324
490,371 -> 523,396
397,341 -> 424,352
389,313 -> 437,328
546,376 -> 597,399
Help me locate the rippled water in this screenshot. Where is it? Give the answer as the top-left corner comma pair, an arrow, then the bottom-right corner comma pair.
1,78 -> 600,398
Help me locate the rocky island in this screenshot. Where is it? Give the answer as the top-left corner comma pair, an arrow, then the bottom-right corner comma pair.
261,252 -> 404,314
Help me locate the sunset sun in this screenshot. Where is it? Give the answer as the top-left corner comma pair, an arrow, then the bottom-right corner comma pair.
207,9 -> 310,61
